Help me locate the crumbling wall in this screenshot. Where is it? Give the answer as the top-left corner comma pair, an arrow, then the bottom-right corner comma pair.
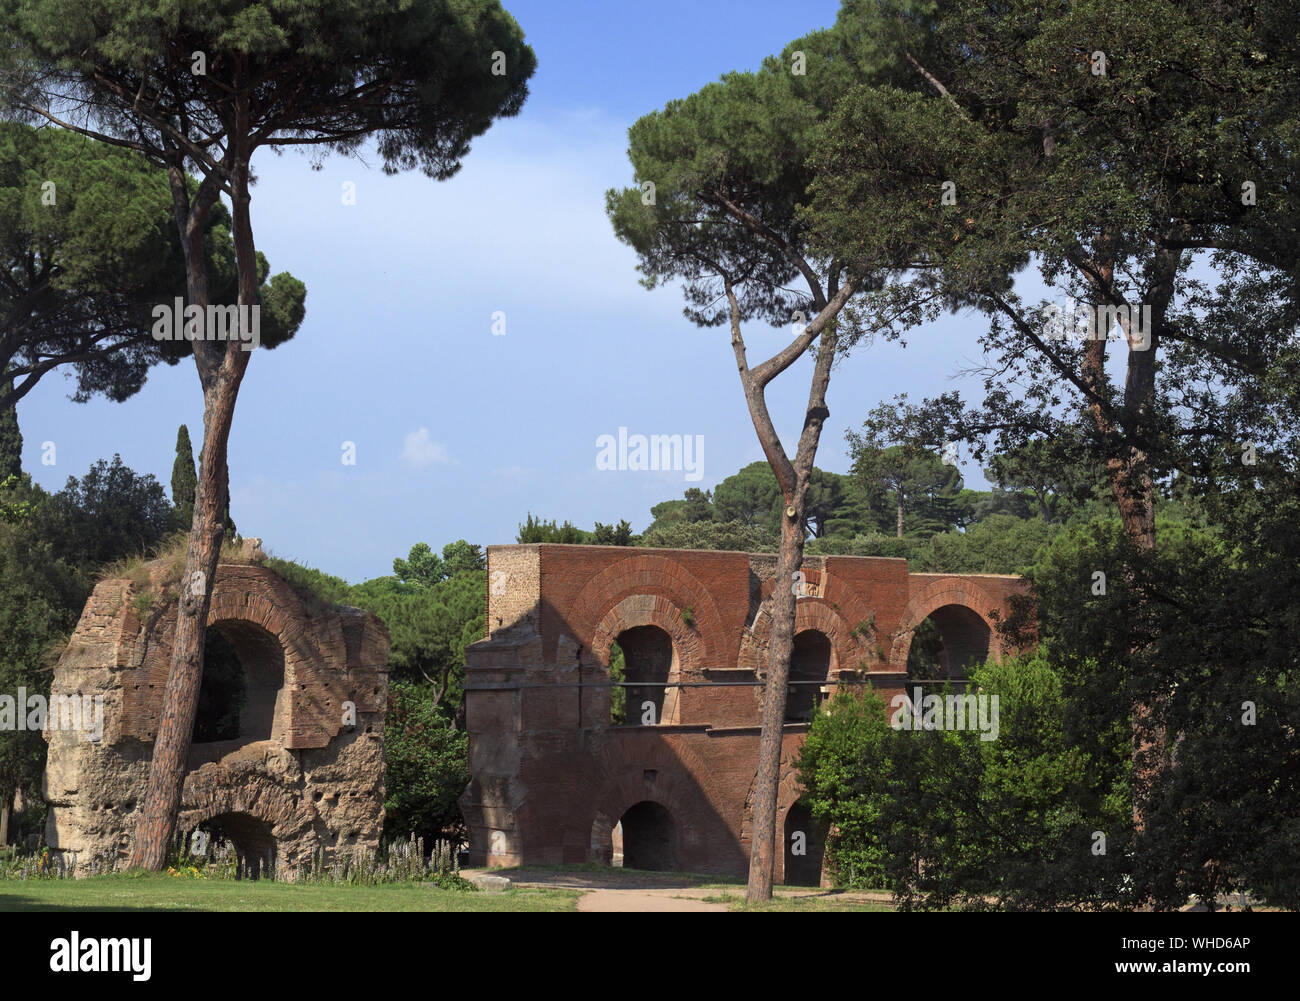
43,562 -> 389,875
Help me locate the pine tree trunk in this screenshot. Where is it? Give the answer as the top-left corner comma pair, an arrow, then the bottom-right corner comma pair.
745,510 -> 806,902
128,148 -> 255,870
896,495 -> 904,538
0,800 -> 9,847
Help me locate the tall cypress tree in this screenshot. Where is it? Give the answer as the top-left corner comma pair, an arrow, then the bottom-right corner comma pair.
170,424 -> 197,530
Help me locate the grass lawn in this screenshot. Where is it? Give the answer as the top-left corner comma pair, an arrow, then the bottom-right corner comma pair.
0,874 -> 582,912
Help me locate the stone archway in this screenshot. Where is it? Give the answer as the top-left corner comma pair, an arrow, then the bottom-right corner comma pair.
889,576 -> 1006,672
786,630 -> 834,722
782,799 -> 827,887
618,801 -> 677,871
591,594 -> 699,727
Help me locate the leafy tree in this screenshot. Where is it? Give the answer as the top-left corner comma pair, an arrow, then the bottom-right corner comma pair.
806,0 -> 1300,557
1,0 -> 535,869
382,682 -> 469,843
351,564 -> 485,723
516,513 -> 590,544
638,518 -> 776,554
849,442 -> 966,538
0,380 -> 19,479
986,438 -> 1105,524
645,487 -> 717,536
0,485 -> 82,845
921,513 -> 1061,576
0,123 -> 303,411
592,520 -> 635,546
712,462 -> 783,532
170,425 -> 197,531
607,23 -> 896,897
37,455 -> 173,569
798,652 -> 1133,909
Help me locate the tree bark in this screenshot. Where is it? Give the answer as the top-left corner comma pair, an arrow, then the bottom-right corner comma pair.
896,495 -> 905,538
0,800 -> 9,847
128,135 -> 254,870
728,278 -> 847,903
746,508 -> 808,901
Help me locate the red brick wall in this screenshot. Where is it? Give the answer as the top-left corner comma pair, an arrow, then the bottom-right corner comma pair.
463,544 -> 1032,880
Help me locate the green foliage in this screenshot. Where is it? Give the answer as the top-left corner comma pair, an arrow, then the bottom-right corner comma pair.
36,455 -> 173,569
516,513 -> 590,544
393,540 -> 484,588
608,642 -> 626,726
382,683 -> 469,843
712,462 -> 783,532
592,520 -> 635,546
798,652 -> 1133,909
0,125 -> 306,409
638,518 -> 776,553
0,382 -> 19,479
794,686 -> 894,890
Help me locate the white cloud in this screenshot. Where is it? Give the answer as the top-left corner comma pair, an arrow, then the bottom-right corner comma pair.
401,428 -> 450,468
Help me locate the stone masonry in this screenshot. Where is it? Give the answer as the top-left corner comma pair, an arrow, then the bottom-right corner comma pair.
460,544 -> 1030,884
43,562 -> 389,875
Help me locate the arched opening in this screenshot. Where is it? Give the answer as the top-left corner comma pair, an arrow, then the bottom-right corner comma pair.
905,604 -> 990,683
192,619 -> 286,749
610,625 -> 675,726
196,811 -> 276,879
786,629 -> 832,723
617,801 -> 676,871
783,800 -> 827,887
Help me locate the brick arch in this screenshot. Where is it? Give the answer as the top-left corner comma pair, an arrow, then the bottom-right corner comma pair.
739,598 -> 871,676
888,576 -> 1006,669
180,764 -> 317,858
738,744 -> 811,865
205,587 -> 317,672
572,554 -> 725,670
204,579 -> 321,747
583,738 -> 734,867
590,595 -> 699,676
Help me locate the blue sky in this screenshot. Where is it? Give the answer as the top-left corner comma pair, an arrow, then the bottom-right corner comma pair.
16,0 -> 1018,583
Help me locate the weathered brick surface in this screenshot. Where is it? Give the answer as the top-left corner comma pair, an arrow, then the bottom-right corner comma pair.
42,563 -> 389,875
463,544 -> 1030,882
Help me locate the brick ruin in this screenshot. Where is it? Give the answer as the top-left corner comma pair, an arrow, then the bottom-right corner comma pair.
461,544 -> 1030,883
43,562 -> 390,875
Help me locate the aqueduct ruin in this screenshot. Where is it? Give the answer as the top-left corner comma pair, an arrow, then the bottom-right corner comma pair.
461,544 -> 1030,883
43,561 -> 389,875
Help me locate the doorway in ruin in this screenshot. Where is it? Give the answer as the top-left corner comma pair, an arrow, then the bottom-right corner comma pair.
905,604 -> 991,683
197,811 -> 276,879
782,799 -> 827,886
786,629 -> 832,723
617,801 -> 676,871
192,619 -> 286,750
609,625 -> 677,726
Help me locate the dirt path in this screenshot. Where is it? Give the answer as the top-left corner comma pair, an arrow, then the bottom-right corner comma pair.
576,887 -> 727,912
464,867 -> 730,912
